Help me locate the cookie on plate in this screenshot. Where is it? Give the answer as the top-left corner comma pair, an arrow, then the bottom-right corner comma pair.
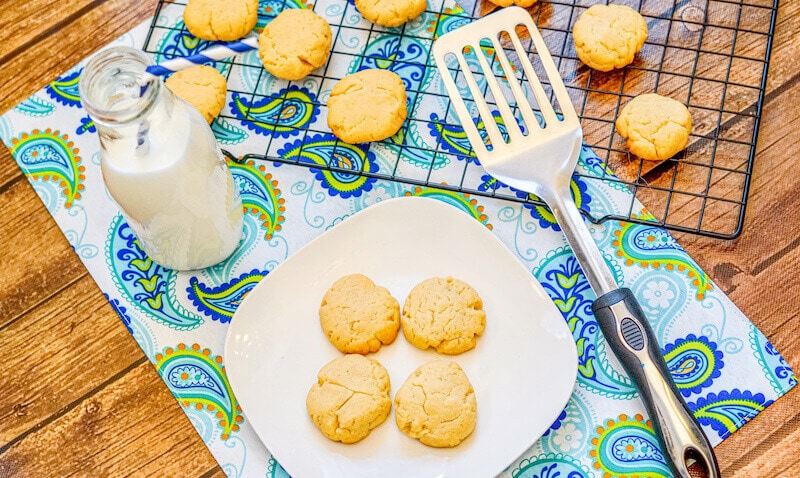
394,360 -> 477,447
401,276 -> 485,355
327,69 -> 407,144
165,65 -> 228,123
572,4 -> 648,72
615,93 -> 693,160
258,9 -> 333,81
355,0 -> 427,28
306,354 -> 392,443
183,0 -> 259,41
319,274 -> 400,354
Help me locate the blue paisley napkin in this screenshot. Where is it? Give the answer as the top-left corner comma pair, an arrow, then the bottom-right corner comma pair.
1,1 -> 795,476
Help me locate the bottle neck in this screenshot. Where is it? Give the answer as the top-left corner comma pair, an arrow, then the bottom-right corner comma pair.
79,46 -> 163,128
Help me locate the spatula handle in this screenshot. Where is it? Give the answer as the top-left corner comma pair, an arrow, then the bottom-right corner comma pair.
592,289 -> 721,478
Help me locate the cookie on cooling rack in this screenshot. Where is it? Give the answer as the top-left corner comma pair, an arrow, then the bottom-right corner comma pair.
183,0 -> 259,41
319,273 -> 401,354
165,65 -> 227,123
327,69 -> 408,144
258,8 -> 333,81
572,4 -> 648,72
306,354 -> 392,444
486,0 -> 538,9
615,93 -> 693,161
395,360 -> 477,448
355,0 -> 427,28
401,276 -> 485,355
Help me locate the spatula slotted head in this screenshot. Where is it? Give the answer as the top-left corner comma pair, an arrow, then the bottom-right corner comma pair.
432,6 -> 582,191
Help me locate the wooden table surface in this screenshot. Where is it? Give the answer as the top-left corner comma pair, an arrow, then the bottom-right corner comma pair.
0,0 -> 798,476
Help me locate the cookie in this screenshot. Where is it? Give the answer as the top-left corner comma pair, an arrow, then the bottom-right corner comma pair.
165,66 -> 227,123
355,0 -> 427,28
183,0 -> 259,41
327,69 -> 407,144
319,274 -> 400,354
615,93 -> 692,160
486,0 -> 538,9
394,360 -> 477,447
258,9 -> 333,81
306,354 -> 392,443
572,4 -> 648,72
401,276 -> 485,355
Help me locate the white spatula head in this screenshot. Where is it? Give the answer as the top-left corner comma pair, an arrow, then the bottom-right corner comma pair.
432,6 -> 582,196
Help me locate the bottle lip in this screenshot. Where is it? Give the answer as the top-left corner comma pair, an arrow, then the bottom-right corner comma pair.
78,46 -> 160,125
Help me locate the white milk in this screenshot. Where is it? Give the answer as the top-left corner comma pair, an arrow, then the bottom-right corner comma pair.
99,92 -> 243,270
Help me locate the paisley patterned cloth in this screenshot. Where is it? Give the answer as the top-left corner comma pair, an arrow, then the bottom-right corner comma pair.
1,1 -> 795,476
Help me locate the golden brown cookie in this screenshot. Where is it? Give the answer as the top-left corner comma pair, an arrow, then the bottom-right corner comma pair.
319,274 -> 401,354
486,0 -> 538,8
306,354 -> 392,443
258,9 -> 333,81
615,93 -> 693,160
327,69 -> 407,144
165,65 -> 228,123
183,0 -> 259,41
401,276 -> 485,355
572,4 -> 648,72
394,360 -> 477,447
355,0 -> 427,28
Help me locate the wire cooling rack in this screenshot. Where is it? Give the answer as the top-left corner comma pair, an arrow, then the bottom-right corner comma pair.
143,0 -> 778,239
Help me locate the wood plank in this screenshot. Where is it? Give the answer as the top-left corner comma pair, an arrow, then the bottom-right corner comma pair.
0,173 -> 88,328
0,0 -> 157,188
0,275 -> 142,446
672,77 -> 800,277
0,0 -> 105,64
0,0 -> 157,114
714,387 -> 800,477
0,361 -> 220,477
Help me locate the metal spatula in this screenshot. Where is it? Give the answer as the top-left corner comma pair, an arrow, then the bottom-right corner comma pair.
433,7 -> 719,478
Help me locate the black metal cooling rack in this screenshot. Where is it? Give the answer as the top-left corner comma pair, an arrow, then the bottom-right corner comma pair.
143,0 -> 779,239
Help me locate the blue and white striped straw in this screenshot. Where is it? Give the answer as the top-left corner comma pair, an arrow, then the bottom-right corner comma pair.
140,35 -> 258,88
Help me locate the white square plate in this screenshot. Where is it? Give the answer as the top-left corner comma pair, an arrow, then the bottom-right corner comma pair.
224,196 -> 578,478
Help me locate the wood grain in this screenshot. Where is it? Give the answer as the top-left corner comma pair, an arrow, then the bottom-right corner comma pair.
0,0 -> 798,476
0,177 -> 88,328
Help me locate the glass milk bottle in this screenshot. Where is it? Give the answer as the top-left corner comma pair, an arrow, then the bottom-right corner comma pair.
79,47 -> 243,271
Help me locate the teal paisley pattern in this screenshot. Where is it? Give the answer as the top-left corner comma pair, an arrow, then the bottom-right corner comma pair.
664,334 -> 724,397
230,87 -> 319,137
535,248 -> 636,399
10,129 -> 84,209
511,453 -> 592,478
749,324 -> 798,394
211,117 -> 248,145
612,219 -> 713,300
155,344 -> 243,440
404,186 -> 492,229
428,111 -> 520,163
106,215 -> 203,330
266,457 -> 290,478
356,34 -> 428,91
229,159 -> 286,239
688,390 -> 772,439
277,133 -> 378,198
14,95 -> 55,117
188,269 -> 265,323
45,69 -> 81,107
590,414 -> 671,478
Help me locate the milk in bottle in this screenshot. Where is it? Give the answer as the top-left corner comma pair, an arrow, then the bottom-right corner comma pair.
79,47 -> 243,270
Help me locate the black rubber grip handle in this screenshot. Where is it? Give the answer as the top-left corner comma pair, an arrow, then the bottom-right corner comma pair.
592,288 -> 720,478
